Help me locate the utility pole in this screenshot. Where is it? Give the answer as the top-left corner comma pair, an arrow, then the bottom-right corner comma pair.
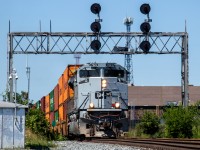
26,56 -> 30,104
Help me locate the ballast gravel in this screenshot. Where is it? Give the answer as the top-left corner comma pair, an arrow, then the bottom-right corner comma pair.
52,141 -> 150,150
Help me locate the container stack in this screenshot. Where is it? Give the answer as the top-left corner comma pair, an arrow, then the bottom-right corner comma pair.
35,65 -> 81,136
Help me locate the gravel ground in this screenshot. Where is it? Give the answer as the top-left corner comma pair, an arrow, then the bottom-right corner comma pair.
51,141 -> 151,150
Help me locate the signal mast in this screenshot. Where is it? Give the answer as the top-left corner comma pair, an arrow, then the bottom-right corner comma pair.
124,17 -> 133,85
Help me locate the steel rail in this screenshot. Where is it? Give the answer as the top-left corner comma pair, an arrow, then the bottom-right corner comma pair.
90,138 -> 200,150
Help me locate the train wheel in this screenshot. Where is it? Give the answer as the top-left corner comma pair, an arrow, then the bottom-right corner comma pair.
68,133 -> 75,140
115,128 -> 120,138
78,134 -> 86,141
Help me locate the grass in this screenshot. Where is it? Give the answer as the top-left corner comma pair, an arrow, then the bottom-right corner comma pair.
25,128 -> 56,149
127,128 -> 150,138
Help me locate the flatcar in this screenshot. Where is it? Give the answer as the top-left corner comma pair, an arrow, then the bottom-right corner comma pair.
67,62 -> 129,139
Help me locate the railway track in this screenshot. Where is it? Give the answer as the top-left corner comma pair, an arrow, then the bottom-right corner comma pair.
89,138 -> 200,150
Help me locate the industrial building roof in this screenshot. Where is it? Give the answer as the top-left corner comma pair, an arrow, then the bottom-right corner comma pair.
0,101 -> 28,108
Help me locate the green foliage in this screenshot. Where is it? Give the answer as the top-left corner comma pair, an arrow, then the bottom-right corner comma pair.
17,91 -> 29,105
6,91 -> 29,105
163,106 -> 199,138
139,111 -> 160,137
25,107 -> 66,141
54,133 -> 67,141
127,124 -> 151,138
127,102 -> 200,139
26,108 -> 53,139
190,102 -> 200,138
153,124 -> 166,138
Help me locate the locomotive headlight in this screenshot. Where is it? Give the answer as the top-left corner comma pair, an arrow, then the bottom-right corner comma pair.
102,79 -> 107,88
89,102 -> 95,108
115,102 -> 120,108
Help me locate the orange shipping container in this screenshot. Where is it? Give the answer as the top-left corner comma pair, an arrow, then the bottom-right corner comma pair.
62,122 -> 68,136
59,104 -> 64,121
69,65 -> 81,98
58,74 -> 64,105
63,67 -> 69,102
45,94 -> 50,113
57,124 -> 61,134
63,100 -> 67,121
45,113 -> 50,122
67,65 -> 82,100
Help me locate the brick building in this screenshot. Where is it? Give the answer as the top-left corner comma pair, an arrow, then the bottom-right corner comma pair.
128,86 -> 200,106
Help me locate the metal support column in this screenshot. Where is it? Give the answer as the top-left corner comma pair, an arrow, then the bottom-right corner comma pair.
181,33 -> 189,107
26,67 -> 30,104
124,17 -> 133,84
9,34 -> 13,102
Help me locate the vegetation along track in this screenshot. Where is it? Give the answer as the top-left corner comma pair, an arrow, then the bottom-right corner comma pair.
89,138 -> 200,150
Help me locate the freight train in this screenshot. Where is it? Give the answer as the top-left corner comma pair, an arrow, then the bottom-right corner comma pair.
35,63 -> 129,139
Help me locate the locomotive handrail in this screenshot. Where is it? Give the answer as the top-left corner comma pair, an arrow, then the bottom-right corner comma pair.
119,96 -> 129,109
78,94 -> 90,110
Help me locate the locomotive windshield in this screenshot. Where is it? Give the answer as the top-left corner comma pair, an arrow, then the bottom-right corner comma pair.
79,69 -> 100,77
79,67 -> 124,78
104,69 -> 124,77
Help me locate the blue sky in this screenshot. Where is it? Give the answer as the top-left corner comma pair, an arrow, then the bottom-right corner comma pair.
0,0 -> 200,102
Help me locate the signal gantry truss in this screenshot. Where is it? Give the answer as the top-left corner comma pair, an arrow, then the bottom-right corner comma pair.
9,32 -> 185,54
8,32 -> 189,106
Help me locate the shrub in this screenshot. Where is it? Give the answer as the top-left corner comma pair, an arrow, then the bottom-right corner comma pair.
26,108 -> 53,139
163,106 -> 198,138
139,111 -> 160,137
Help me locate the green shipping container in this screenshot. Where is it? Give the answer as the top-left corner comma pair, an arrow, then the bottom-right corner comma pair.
50,90 -> 54,111
55,111 -> 59,122
36,100 -> 41,109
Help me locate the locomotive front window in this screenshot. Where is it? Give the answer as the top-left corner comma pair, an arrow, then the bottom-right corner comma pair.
80,68 -> 125,78
104,69 -> 124,77
80,69 -> 100,78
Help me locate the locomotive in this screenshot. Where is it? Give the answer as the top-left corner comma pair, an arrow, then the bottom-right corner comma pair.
67,62 -> 129,139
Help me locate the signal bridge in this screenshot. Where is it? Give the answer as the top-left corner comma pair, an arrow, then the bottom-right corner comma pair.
8,31 -> 189,106
9,32 -> 185,54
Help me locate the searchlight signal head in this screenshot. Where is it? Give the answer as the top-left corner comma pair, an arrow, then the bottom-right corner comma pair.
91,40 -> 101,52
90,21 -> 101,33
91,3 -> 101,14
139,41 -> 151,53
140,3 -> 151,15
140,22 -> 151,34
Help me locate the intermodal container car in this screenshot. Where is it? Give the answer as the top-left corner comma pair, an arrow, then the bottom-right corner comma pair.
37,64 -> 81,136
45,112 -> 50,122
50,90 -> 54,112
50,111 -> 55,126
45,94 -> 50,113
58,104 -> 64,121
40,96 -> 45,112
58,75 -> 64,106
54,84 -> 59,111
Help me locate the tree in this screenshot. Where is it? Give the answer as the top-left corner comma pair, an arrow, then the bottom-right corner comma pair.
163,106 -> 197,138
139,111 -> 160,136
5,91 -> 29,105
26,108 -> 53,139
16,91 -> 29,105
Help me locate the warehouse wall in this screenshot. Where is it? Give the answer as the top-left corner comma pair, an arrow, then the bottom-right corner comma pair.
128,86 -> 200,106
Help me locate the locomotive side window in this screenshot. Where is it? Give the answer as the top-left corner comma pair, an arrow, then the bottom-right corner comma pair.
80,69 -> 100,78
